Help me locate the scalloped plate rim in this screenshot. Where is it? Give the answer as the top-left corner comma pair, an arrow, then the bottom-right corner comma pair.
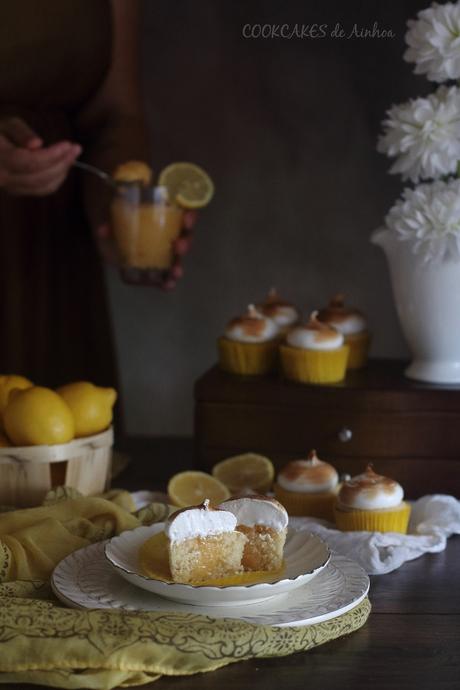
51,542 -> 370,627
104,523 -> 330,594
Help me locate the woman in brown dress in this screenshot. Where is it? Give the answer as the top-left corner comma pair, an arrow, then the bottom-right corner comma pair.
0,1 -> 189,397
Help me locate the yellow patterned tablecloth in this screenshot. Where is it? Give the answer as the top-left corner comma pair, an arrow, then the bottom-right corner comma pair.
0,488 -> 371,689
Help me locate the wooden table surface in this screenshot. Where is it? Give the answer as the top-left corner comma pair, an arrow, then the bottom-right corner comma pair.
24,439 -> 460,690
145,536 -> 460,690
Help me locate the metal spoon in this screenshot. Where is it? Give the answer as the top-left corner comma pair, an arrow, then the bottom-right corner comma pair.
73,160 -> 118,189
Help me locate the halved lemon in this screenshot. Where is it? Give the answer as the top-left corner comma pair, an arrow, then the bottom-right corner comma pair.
158,162 -> 214,209
167,471 -> 230,508
212,453 -> 275,494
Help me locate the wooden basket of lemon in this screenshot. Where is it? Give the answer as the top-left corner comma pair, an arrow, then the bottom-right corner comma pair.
0,377 -> 117,507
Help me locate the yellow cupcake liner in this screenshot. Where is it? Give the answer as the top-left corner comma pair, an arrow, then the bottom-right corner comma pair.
280,344 -> 349,384
344,331 -> 371,369
217,337 -> 278,375
274,483 -> 337,521
334,501 -> 411,533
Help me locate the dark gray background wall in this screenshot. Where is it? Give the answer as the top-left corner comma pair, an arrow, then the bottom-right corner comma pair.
107,0 -> 427,436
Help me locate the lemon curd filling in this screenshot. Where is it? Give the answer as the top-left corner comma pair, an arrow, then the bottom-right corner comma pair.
138,532 -> 285,586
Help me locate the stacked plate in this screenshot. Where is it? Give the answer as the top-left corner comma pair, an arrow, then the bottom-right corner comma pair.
52,523 -> 369,627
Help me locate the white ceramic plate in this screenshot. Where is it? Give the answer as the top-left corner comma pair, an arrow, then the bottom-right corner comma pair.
51,541 -> 369,627
104,524 -> 330,606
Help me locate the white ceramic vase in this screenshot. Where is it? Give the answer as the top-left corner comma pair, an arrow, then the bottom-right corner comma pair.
372,229 -> 460,384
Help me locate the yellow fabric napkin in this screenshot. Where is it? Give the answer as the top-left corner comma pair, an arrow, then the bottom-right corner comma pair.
0,489 -> 371,689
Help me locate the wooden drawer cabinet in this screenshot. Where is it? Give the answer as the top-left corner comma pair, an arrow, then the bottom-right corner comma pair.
194,360 -> 460,498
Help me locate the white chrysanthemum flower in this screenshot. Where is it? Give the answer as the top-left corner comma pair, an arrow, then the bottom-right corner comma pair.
383,178 -> 460,262
377,86 -> 460,182
404,2 -> 460,82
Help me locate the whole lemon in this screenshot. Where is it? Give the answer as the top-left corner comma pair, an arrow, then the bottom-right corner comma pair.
0,375 -> 33,428
56,382 -> 117,437
4,386 -> 75,446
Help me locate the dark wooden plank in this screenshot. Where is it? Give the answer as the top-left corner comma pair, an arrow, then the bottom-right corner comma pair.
195,402 -> 460,458
194,361 -> 460,412
369,536 -> 460,614
194,360 -> 460,496
112,436 -> 460,503
195,447 -> 460,498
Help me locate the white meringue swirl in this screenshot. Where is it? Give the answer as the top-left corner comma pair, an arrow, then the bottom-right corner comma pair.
165,501 -> 237,543
225,304 -> 279,343
287,326 -> 343,351
219,496 -> 288,530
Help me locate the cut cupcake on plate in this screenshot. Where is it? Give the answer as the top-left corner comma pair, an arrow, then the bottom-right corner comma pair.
219,495 -> 288,571
165,499 -> 247,584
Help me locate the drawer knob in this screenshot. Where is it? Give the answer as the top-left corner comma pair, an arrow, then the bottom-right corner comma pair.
338,427 -> 353,443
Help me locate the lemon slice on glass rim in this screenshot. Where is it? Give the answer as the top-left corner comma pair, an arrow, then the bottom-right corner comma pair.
158,162 -> 214,209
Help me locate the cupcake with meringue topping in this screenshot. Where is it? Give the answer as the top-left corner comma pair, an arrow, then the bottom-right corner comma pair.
317,294 -> 370,369
280,311 -> 349,384
334,464 -> 411,533
274,450 -> 339,520
218,304 -> 279,375
258,288 -> 299,336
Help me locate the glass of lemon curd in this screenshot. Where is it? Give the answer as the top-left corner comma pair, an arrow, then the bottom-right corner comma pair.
111,183 -> 183,277
110,160 -> 213,285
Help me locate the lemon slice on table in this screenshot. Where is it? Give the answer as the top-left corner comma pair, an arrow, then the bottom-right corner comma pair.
158,162 -> 214,209
212,453 -> 275,495
167,471 -> 230,508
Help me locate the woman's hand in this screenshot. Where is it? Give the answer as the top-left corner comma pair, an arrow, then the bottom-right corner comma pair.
96,210 -> 198,289
0,117 -> 81,196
